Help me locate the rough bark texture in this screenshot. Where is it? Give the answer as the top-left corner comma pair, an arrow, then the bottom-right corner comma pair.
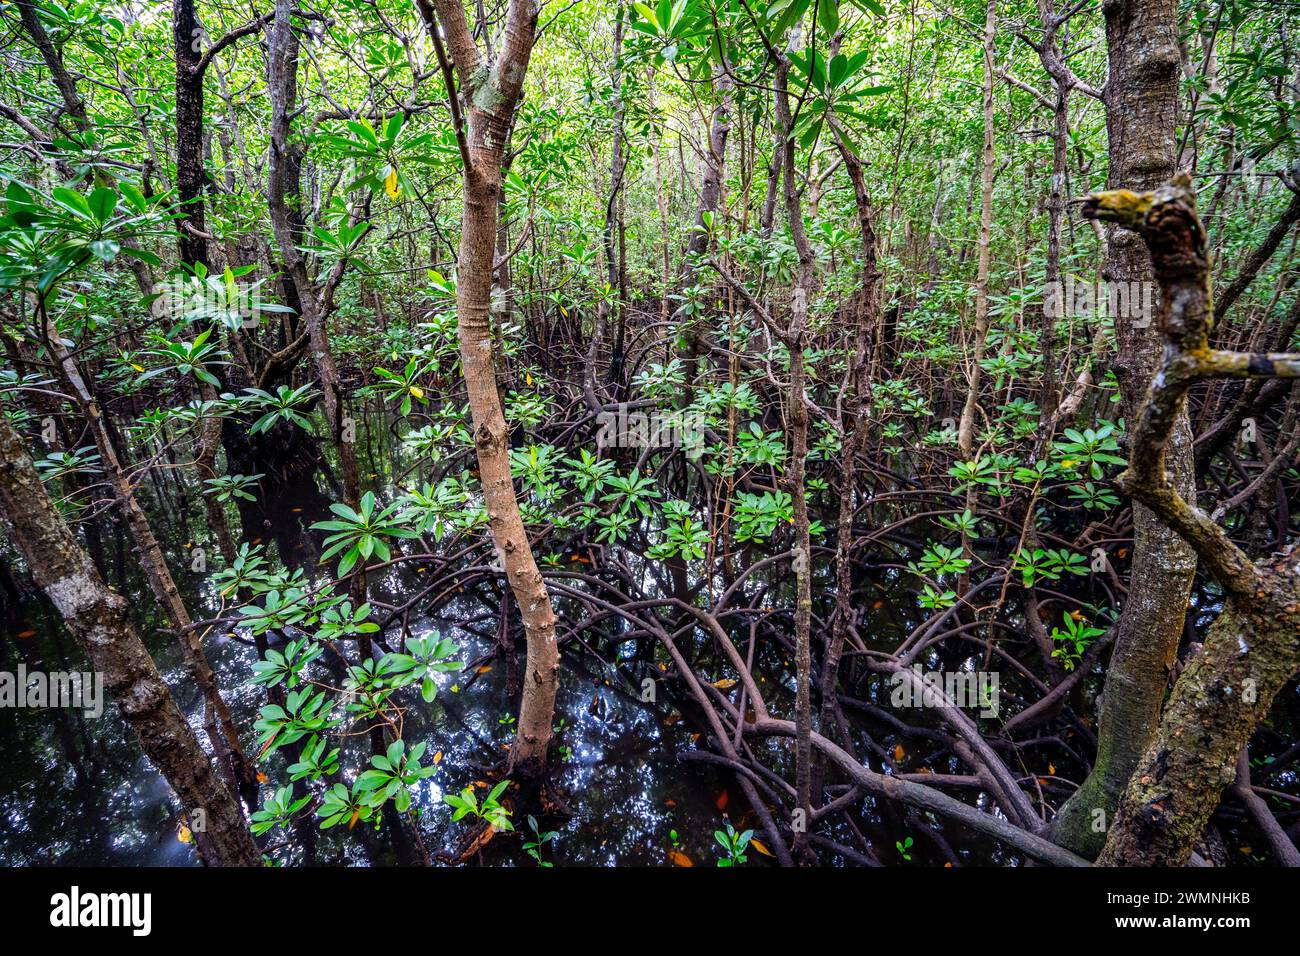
773,47 -> 814,858
173,0 -> 209,267
1075,175 -> 1300,865
1049,0 -> 1195,859
0,414 -> 260,866
418,0 -> 560,779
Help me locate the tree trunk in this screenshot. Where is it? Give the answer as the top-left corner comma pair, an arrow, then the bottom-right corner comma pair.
1076,174 -> 1300,865
957,0 -> 997,459
418,0 -> 560,779
774,45 -> 814,859
0,414 -> 260,866
1048,0 -> 1194,859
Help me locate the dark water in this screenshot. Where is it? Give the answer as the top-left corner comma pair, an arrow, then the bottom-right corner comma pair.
1,557 -> 765,867
3,409 -> 1295,866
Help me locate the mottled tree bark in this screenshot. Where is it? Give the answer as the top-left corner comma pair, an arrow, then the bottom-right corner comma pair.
417,0 -> 559,778
1049,0 -> 1196,859
173,0 -> 209,268
0,414 -> 260,866
773,46 -> 815,859
1077,176 -> 1300,866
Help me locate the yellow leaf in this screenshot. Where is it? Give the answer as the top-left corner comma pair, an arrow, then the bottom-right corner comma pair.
750,838 -> 774,858
893,744 -> 905,762
409,385 -> 425,400
525,372 -> 533,387
177,824 -> 192,844
131,363 -> 144,373
711,678 -> 738,690
384,168 -> 400,199
1047,763 -> 1056,775
433,751 -> 443,764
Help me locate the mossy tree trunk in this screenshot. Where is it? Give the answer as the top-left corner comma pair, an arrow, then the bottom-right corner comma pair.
1048,0 -> 1195,859
0,414 -> 261,866
1079,174 -> 1300,866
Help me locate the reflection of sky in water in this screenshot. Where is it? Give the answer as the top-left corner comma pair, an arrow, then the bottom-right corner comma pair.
4,411 -> 1295,866
0,583 -> 734,866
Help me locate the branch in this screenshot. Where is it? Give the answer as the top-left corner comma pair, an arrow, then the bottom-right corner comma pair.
417,1 -> 475,177
416,0 -> 484,87
1077,173 -> 1300,597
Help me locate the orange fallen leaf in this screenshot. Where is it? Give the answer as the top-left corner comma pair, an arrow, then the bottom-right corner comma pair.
256,771 -> 268,784
474,780 -> 488,788
477,665 -> 492,674
1047,763 -> 1056,775
664,799 -> 677,808
715,790 -> 729,811
750,839 -> 774,858
177,824 -> 192,844
668,850 -> 694,867
15,629 -> 36,639
433,751 -> 443,764
711,678 -> 737,690
873,599 -> 885,610
893,744 -> 905,762
347,809 -> 360,830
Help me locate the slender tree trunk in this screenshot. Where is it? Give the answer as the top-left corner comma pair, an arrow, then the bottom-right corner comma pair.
267,0 -> 361,520
774,46 -> 814,860
38,305 -> 257,808
820,120 -> 882,747
957,0 -> 997,459
418,0 -> 559,779
583,2 -> 625,413
174,0 -> 209,268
